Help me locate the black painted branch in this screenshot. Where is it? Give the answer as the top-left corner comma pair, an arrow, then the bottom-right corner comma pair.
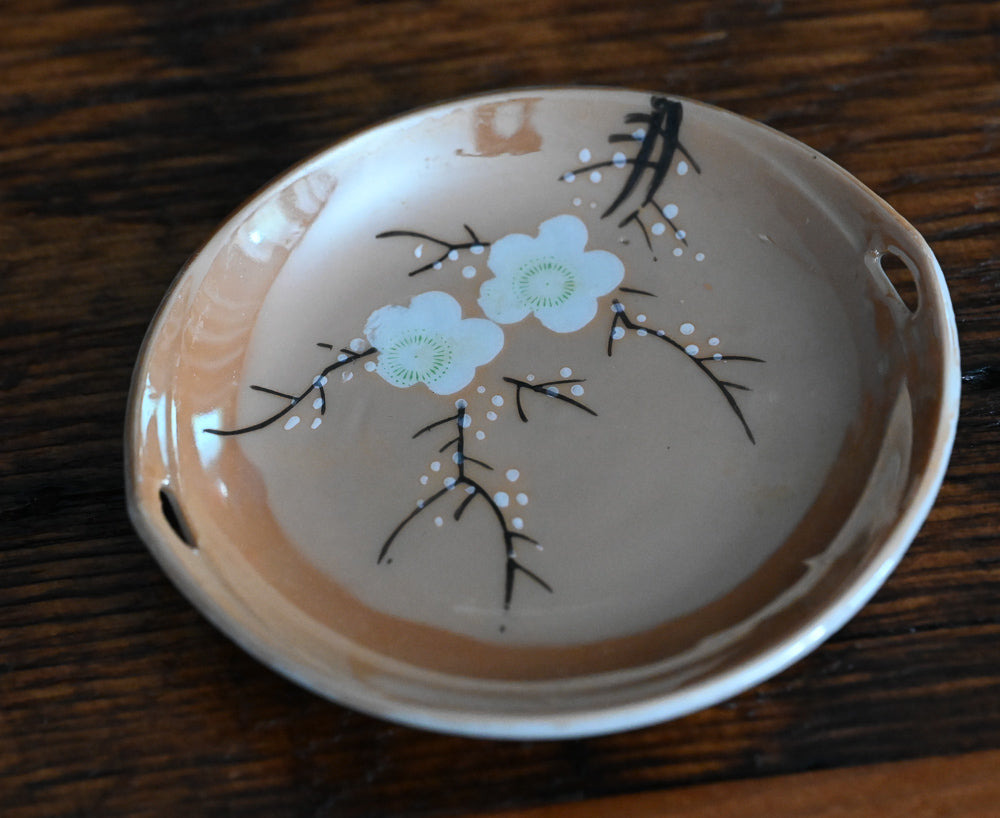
205,346 -> 377,436
608,299 -> 763,444
376,226 -> 491,276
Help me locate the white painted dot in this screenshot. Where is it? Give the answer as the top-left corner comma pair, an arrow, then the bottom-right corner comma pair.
492,395 -> 504,407
430,461 -> 441,472
420,475 -> 429,484
461,413 -> 472,428
462,265 -> 476,278
636,314 -> 646,322
564,172 -> 576,182
590,170 -> 602,183
657,329 -> 665,336
560,367 -> 572,377
663,203 -> 679,219
284,416 -> 300,430
612,302 -> 625,313
312,397 -> 323,409
680,322 -> 695,335
364,361 -> 377,372
448,249 -> 459,260
526,374 -> 535,382
545,386 -> 559,396
350,337 -> 366,352
637,329 -> 647,336
685,344 -> 700,355
455,398 -> 467,409
673,247 -> 683,257
465,485 -> 476,494
475,430 -> 486,440
590,201 -> 597,209
470,244 -> 485,255
709,337 -> 720,346
571,384 -> 584,397
695,252 -> 705,262
713,352 -> 723,360
311,417 -> 322,429
341,370 -> 353,382
433,261 -> 443,270
677,160 -> 689,175
434,516 -> 443,527
337,353 -> 348,362
675,230 -> 686,240
632,128 -> 646,140
444,477 -> 456,489
494,492 -> 510,508
572,197 -> 582,206
414,243 -> 424,258
317,376 -> 328,386
612,151 -> 627,168
506,469 -> 520,482
578,148 -> 591,162
612,327 -> 626,340
651,222 -> 666,236
516,493 -> 529,505
487,411 -> 498,421
513,517 -> 525,530
417,500 -> 425,509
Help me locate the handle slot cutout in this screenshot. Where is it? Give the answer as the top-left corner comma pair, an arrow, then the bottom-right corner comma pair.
879,246 -> 920,314
159,486 -> 197,549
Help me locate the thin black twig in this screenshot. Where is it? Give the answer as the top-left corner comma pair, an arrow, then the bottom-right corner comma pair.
560,97 -> 699,255
378,406 -> 552,610
560,97 -> 699,218
204,346 -> 377,436
502,376 -> 597,423
618,210 -> 654,252
608,300 -> 763,444
618,286 -> 657,297
376,225 -> 490,276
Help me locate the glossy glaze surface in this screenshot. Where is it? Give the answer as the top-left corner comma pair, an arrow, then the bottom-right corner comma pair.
126,89 -> 958,735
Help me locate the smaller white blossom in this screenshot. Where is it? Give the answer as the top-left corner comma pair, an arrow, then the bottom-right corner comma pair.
478,214 -> 625,333
364,291 -> 503,395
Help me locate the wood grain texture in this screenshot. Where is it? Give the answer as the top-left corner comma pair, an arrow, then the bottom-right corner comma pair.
1,1 -> 998,816
467,749 -> 1000,818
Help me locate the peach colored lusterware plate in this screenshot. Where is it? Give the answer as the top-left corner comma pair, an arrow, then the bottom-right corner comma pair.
125,88 -> 960,738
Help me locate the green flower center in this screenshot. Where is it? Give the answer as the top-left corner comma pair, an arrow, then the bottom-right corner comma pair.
514,257 -> 576,309
381,331 -> 453,386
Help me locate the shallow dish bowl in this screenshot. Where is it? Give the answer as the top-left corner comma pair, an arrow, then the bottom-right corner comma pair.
126,88 -> 960,738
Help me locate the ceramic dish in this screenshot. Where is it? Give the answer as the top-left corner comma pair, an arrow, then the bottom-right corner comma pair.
125,87 -> 960,738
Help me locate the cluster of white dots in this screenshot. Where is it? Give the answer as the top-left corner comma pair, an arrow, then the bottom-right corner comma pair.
405,366 -> 593,534
414,435 -> 531,531
281,371 -> 341,432
603,307 -> 727,359
677,322 -> 724,358
563,153 -> 708,262
413,241 -> 484,276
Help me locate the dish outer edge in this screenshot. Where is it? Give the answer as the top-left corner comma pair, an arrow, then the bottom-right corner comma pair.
123,86 -> 963,739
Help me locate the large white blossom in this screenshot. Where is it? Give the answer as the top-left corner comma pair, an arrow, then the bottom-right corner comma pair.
364,291 -> 504,395
478,214 -> 625,333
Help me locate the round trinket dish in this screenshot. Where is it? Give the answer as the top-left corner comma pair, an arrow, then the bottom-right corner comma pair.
126,87 -> 959,738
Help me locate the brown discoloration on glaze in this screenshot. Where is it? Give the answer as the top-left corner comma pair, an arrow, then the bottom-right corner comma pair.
460,98 -> 543,157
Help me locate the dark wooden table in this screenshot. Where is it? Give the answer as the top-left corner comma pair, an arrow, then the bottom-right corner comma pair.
3,2 -> 998,816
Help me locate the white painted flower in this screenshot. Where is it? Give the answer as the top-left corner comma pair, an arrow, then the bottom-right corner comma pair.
364,291 -> 504,395
478,214 -> 625,333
